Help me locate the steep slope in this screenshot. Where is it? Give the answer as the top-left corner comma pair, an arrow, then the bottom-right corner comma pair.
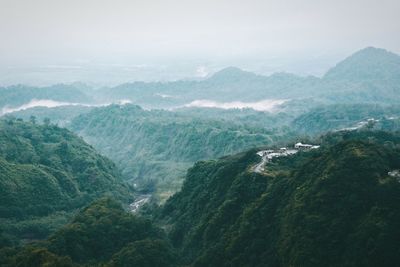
324,47 -> 400,82
0,119 -> 131,242
158,131 -> 400,266
70,104 -> 290,199
0,198 -> 176,267
321,47 -> 400,103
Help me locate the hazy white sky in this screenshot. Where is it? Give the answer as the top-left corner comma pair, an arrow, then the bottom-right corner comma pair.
1,0 -> 399,85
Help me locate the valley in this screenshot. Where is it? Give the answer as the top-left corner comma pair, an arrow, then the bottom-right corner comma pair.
129,194 -> 151,213
2,0 -> 400,264
1,46 -> 400,266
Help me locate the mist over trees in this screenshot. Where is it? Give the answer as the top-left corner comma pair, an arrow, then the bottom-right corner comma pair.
1,47 -> 400,266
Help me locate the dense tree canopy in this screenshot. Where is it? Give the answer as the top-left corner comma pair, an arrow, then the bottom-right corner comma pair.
158,131 -> 400,266
0,119 -> 132,243
0,198 -> 175,267
70,104 -> 291,200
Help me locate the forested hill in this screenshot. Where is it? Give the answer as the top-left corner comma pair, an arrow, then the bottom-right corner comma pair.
324,47 -> 400,83
158,130 -> 400,266
0,198 -> 176,267
3,47 -> 400,113
0,118 -> 132,242
70,104 -> 291,200
2,129 -> 400,266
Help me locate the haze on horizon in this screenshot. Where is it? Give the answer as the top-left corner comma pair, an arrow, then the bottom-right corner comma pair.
1,0 -> 399,86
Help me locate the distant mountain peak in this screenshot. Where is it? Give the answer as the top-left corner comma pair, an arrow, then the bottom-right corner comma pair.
209,67 -> 258,80
324,47 -> 400,81
358,46 -> 389,53
349,46 -> 399,60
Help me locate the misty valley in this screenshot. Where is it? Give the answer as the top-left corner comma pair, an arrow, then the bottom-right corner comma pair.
1,47 -> 400,266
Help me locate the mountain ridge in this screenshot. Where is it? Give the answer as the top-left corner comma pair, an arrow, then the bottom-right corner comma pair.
0,118 -> 132,242
324,46 -> 400,82
157,130 -> 400,266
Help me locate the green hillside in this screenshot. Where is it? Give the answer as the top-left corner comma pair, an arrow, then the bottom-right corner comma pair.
158,131 -> 400,266
0,119 -> 132,242
2,130 -> 400,266
1,47 -> 400,266
0,198 -> 176,267
70,104 -> 291,200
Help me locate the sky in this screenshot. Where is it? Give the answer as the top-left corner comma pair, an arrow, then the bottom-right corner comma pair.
0,0 -> 399,85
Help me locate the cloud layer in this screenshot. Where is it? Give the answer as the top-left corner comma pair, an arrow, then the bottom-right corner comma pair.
183,99 -> 287,112
1,99 -> 133,115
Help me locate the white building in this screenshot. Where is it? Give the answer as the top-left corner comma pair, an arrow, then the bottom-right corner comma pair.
294,142 -> 320,150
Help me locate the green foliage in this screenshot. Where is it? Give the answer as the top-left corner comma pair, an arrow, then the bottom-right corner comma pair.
158,131 -> 400,266
8,105 -> 93,128
293,103 -> 400,135
108,239 -> 176,267
1,198 -> 175,267
70,104 -> 291,200
47,198 -> 163,263
0,246 -> 74,267
274,139 -> 400,267
0,119 -> 132,242
0,211 -> 74,244
1,46 -> 400,266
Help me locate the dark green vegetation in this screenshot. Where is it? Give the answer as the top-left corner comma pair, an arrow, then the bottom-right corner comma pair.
4,130 -> 399,266
1,125 -> 400,266
0,119 -> 131,243
70,104 -> 292,201
1,47 -> 400,266
158,131 -> 400,266
0,198 -> 176,267
16,101 -> 400,203
4,47 -> 400,201
9,105 -> 400,205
